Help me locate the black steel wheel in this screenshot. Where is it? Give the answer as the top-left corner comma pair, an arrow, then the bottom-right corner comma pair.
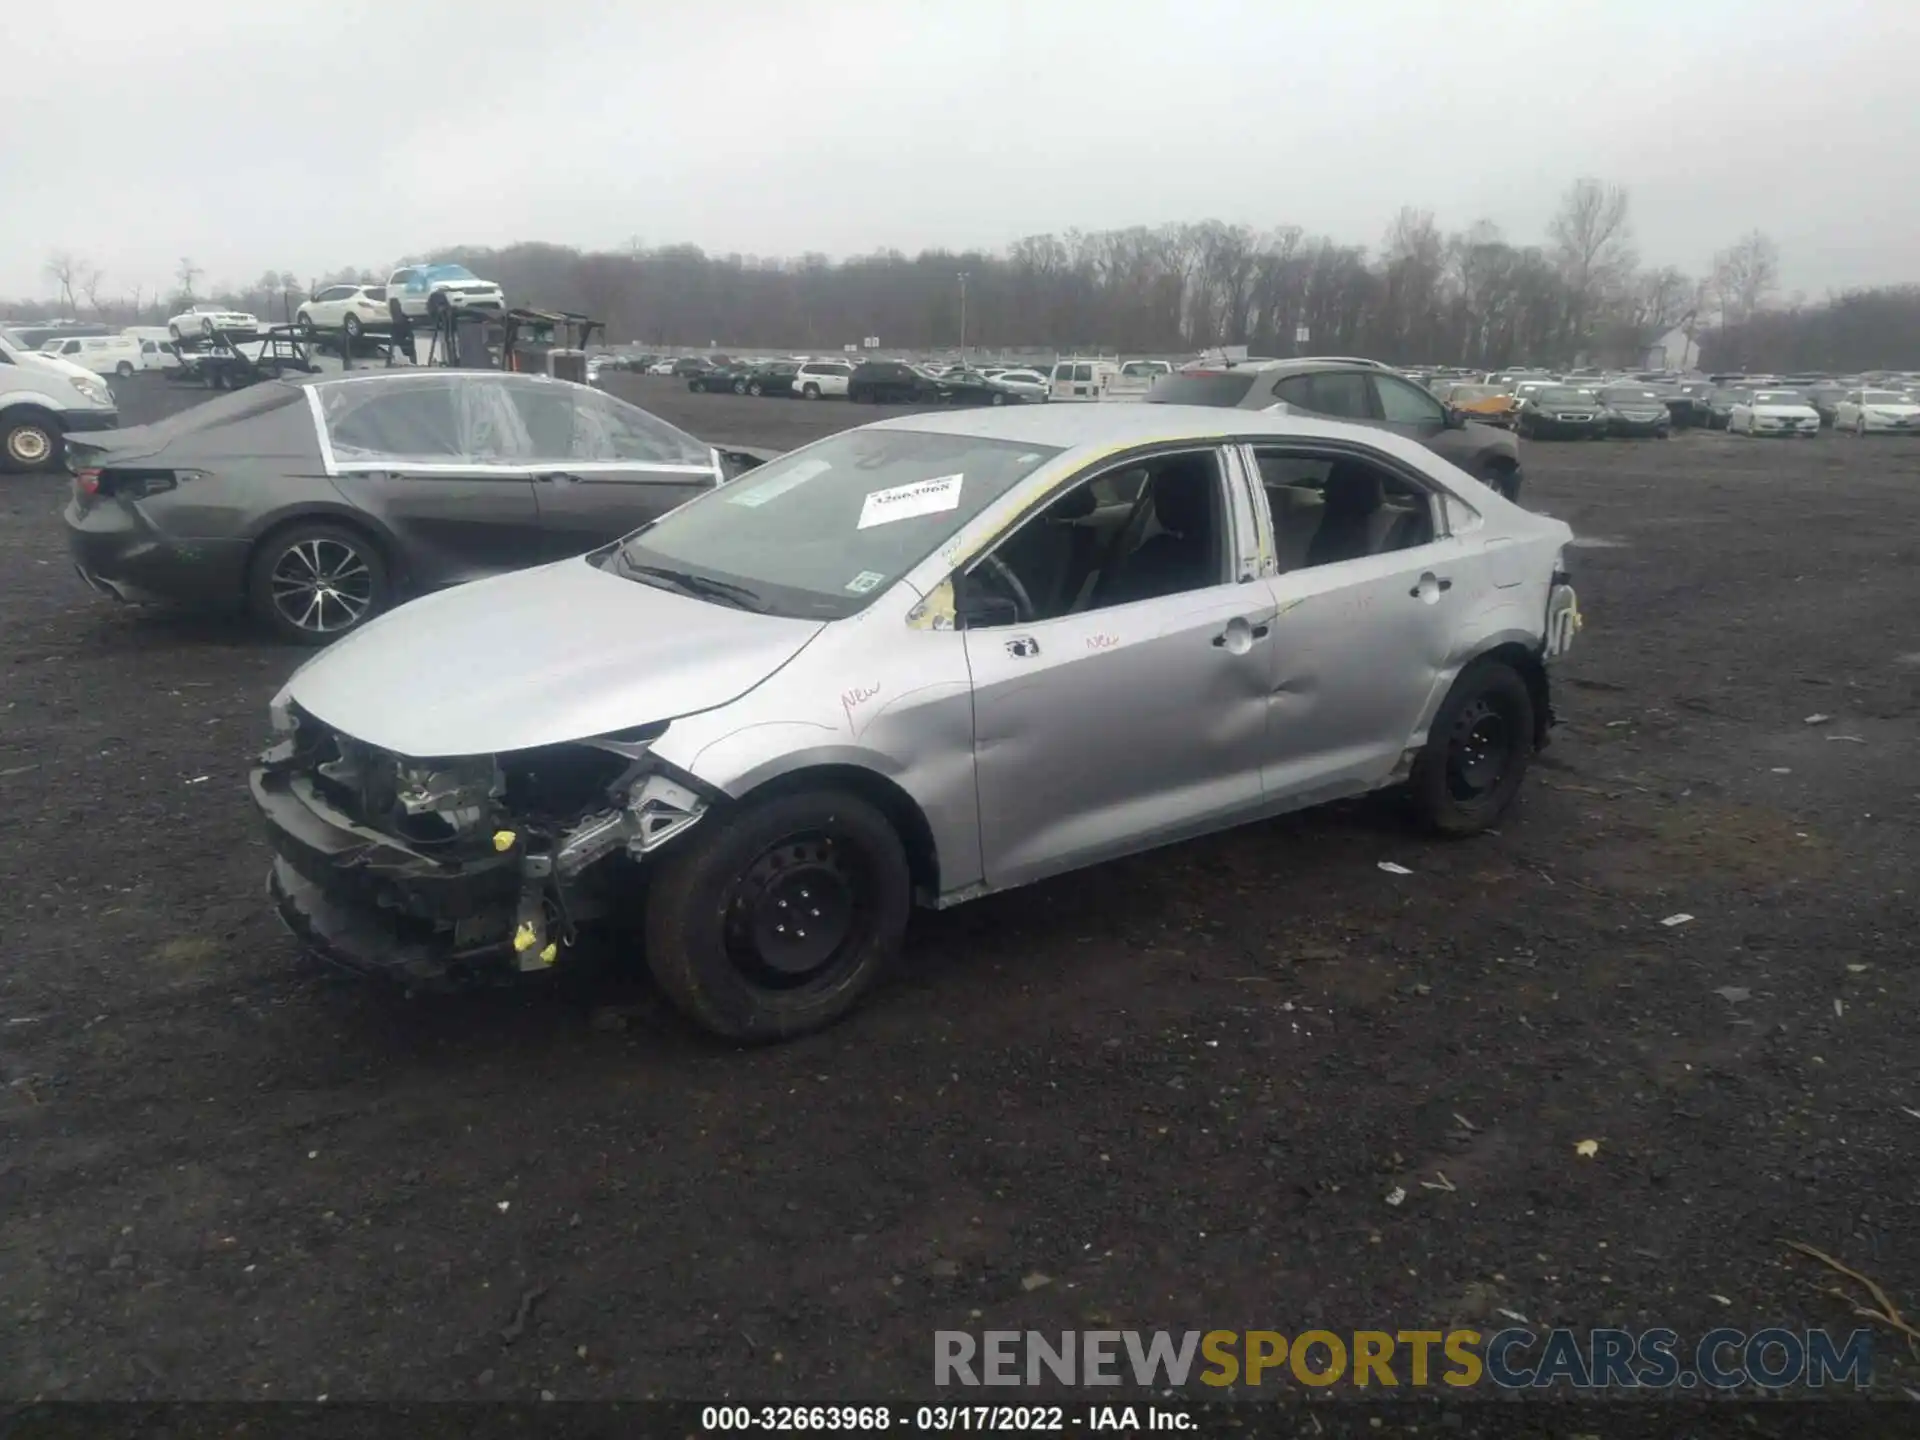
1409,657 -> 1535,835
247,522 -> 389,645
645,788 -> 911,1041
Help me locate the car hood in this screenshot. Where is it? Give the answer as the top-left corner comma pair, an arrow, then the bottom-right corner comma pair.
1751,404 -> 1818,418
19,349 -> 99,385
280,557 -> 828,758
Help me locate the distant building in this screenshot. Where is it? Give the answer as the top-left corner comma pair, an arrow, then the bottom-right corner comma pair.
1642,325 -> 1701,371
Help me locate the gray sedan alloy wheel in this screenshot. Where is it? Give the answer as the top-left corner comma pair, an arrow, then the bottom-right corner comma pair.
251,526 -> 389,643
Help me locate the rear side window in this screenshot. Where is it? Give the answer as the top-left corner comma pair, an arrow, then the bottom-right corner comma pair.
1146,374 -> 1258,406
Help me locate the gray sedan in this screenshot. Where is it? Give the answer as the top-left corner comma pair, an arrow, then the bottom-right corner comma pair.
254,403 -> 1581,1041
64,370 -> 750,643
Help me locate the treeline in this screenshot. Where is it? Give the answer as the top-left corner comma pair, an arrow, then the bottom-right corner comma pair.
14,181 -> 1917,368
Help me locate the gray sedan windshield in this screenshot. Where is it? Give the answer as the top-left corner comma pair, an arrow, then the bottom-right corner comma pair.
609,428 -> 1062,620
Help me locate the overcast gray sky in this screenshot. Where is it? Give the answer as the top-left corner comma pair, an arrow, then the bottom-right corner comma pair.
5,0 -> 1915,301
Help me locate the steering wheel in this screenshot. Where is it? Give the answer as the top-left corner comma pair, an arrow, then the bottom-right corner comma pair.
982,554 -> 1035,622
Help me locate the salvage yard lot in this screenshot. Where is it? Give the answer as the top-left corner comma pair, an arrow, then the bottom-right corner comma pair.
4,374 -> 1919,1400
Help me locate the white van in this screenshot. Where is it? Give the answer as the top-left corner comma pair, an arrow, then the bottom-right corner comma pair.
39,333 -> 144,379
0,328 -> 121,472
123,327 -> 183,372
1048,357 -> 1120,402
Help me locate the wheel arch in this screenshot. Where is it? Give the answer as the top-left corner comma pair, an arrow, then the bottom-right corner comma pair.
728,761 -> 942,906
242,505 -> 401,596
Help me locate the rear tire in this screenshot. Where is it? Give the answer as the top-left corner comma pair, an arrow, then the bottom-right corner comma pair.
748,381 -> 765,397
247,521 -> 391,646
644,788 -> 911,1042
1409,658 -> 1536,837
802,383 -> 821,400
114,361 -> 135,378
733,377 -> 749,395
343,313 -> 364,340
1,407 -> 64,473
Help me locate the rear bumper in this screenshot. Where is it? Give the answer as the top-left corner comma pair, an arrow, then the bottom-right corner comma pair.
65,503 -> 249,607
253,762 -> 525,985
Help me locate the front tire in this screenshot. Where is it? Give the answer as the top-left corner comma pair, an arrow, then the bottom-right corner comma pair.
644,788 -> 911,1042
343,313 -> 364,340
1,407 -> 64,473
247,522 -> 390,646
167,323 -> 183,343
297,313 -> 317,338
114,361 -> 135,378
802,383 -> 821,400
1409,658 -> 1536,836
733,378 -> 749,395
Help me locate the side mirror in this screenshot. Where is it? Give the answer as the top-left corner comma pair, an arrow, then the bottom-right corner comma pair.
954,574 -> 1019,630
1444,406 -> 1467,429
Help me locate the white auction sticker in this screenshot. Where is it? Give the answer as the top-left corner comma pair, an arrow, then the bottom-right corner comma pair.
726,457 -> 831,508
844,570 -> 886,594
857,473 -> 963,529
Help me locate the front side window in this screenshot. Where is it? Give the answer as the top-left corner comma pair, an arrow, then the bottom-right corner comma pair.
1373,374 -> 1446,425
963,450 -> 1228,623
603,429 -> 1062,621
1304,372 -> 1373,419
569,385 -> 712,465
1252,449 -> 1438,574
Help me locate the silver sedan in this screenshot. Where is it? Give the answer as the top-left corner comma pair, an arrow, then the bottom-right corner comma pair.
254,405 -> 1581,1040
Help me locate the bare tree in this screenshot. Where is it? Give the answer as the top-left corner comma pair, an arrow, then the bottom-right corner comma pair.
80,264 -> 107,315
1548,179 -> 1636,353
44,251 -> 86,316
1712,230 -> 1780,328
175,256 -> 204,304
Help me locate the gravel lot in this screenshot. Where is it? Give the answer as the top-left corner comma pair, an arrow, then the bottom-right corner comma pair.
4,373 -> 1918,1403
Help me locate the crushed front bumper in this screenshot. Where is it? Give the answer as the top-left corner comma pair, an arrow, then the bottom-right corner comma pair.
253,763 -> 525,985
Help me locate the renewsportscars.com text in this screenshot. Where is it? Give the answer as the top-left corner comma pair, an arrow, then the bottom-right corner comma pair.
934,1328 -> 1873,1391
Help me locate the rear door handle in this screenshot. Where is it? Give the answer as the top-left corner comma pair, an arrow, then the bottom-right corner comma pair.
533,472 -> 582,485
1409,575 -> 1453,597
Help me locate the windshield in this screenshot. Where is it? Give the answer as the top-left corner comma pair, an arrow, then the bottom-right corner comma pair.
1538,388 -> 1596,405
1862,391 -> 1907,405
604,428 -> 1063,621
1602,388 -> 1662,404
1753,391 -> 1807,405
420,264 -> 478,283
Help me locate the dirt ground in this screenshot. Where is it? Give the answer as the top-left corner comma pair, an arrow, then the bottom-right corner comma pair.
4,373 -> 1919,1406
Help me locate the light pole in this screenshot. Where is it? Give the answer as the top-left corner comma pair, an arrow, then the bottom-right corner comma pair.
957,271 -> 970,359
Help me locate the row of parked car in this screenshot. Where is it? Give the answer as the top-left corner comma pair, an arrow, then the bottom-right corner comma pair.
1417,369 -> 1920,440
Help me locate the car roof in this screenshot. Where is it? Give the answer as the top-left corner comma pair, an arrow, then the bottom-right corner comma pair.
861,400 -> 1457,462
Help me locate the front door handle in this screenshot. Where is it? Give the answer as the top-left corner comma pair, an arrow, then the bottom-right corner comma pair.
533,472 -> 581,485
1409,574 -> 1453,599
1211,616 -> 1271,652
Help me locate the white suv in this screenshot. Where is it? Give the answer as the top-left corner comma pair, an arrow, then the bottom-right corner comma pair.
297,284 -> 390,339
385,263 -> 506,320
793,360 -> 854,399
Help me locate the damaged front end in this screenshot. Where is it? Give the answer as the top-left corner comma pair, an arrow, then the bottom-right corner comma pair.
252,704 -> 710,986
